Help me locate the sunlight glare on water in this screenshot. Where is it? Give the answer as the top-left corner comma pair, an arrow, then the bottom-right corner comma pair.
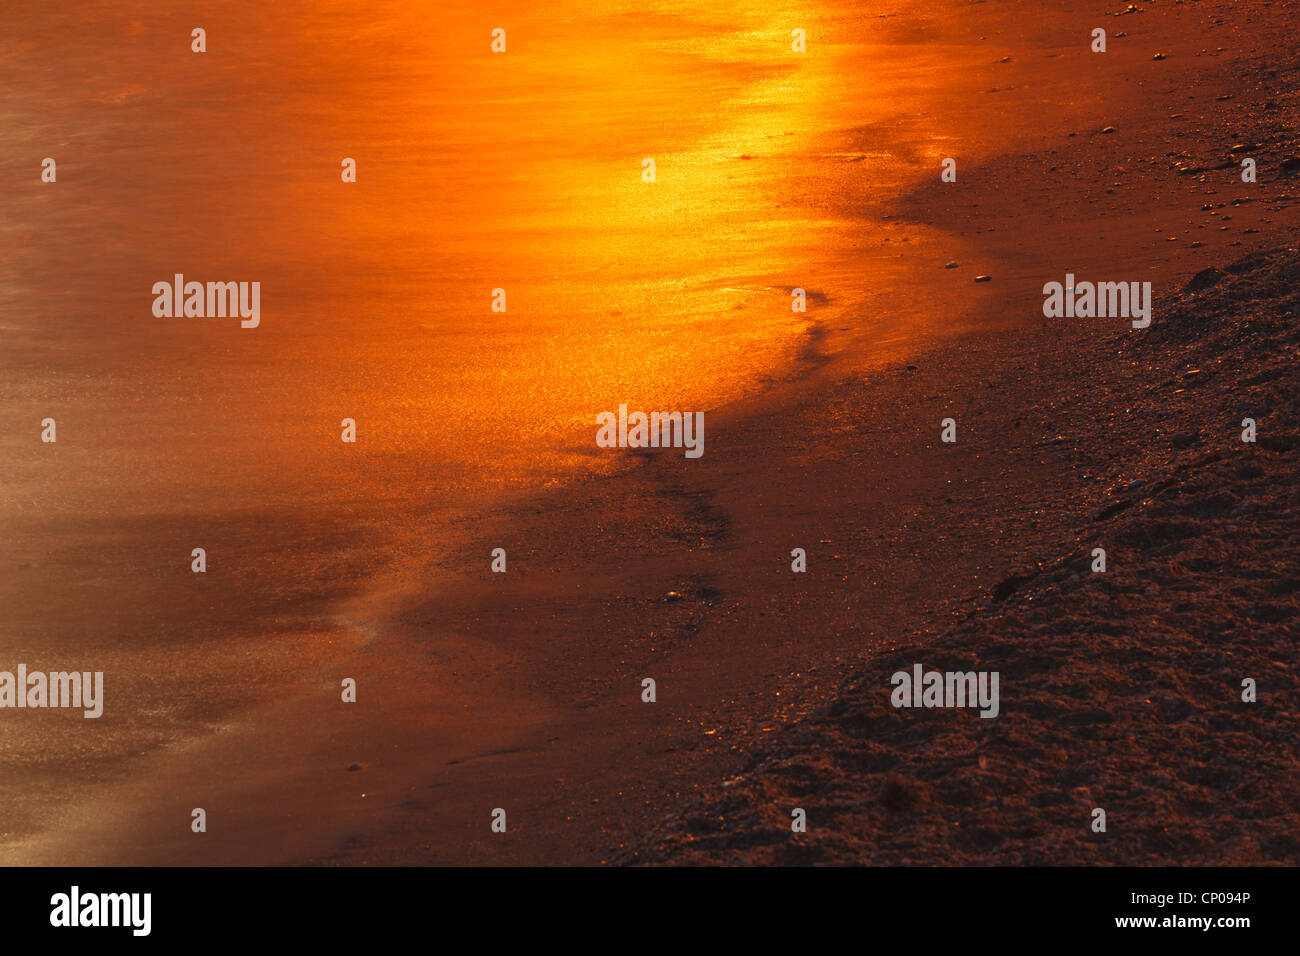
1,0 -> 966,521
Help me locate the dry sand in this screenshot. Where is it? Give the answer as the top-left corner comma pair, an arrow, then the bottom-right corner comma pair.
630,244 -> 1300,865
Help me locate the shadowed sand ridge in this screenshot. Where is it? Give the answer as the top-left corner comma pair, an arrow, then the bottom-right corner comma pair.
630,247 -> 1300,865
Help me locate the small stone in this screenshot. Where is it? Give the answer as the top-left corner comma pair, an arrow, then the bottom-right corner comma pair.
944,261 -> 959,268
665,591 -> 684,602
974,274 -> 992,283
347,762 -> 362,772
1101,126 -> 1116,134
1152,53 -> 1166,60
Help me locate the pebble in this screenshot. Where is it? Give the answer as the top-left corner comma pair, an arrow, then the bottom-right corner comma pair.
945,261 -> 959,268
974,275 -> 992,283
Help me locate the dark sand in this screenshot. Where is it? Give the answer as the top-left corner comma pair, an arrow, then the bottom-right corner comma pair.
631,244 -> 1300,864
3,0 -> 1297,865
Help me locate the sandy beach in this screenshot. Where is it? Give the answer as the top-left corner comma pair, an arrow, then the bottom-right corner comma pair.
1,0 -> 1296,866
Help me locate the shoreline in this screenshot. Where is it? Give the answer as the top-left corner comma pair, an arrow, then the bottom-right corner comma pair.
2,0 -> 1298,865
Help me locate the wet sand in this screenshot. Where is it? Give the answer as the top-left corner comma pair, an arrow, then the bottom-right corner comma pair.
1,0 -> 1296,864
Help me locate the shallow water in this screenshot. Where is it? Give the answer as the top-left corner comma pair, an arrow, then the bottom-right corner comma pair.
1,0 -> 981,523
0,0 -> 997,852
